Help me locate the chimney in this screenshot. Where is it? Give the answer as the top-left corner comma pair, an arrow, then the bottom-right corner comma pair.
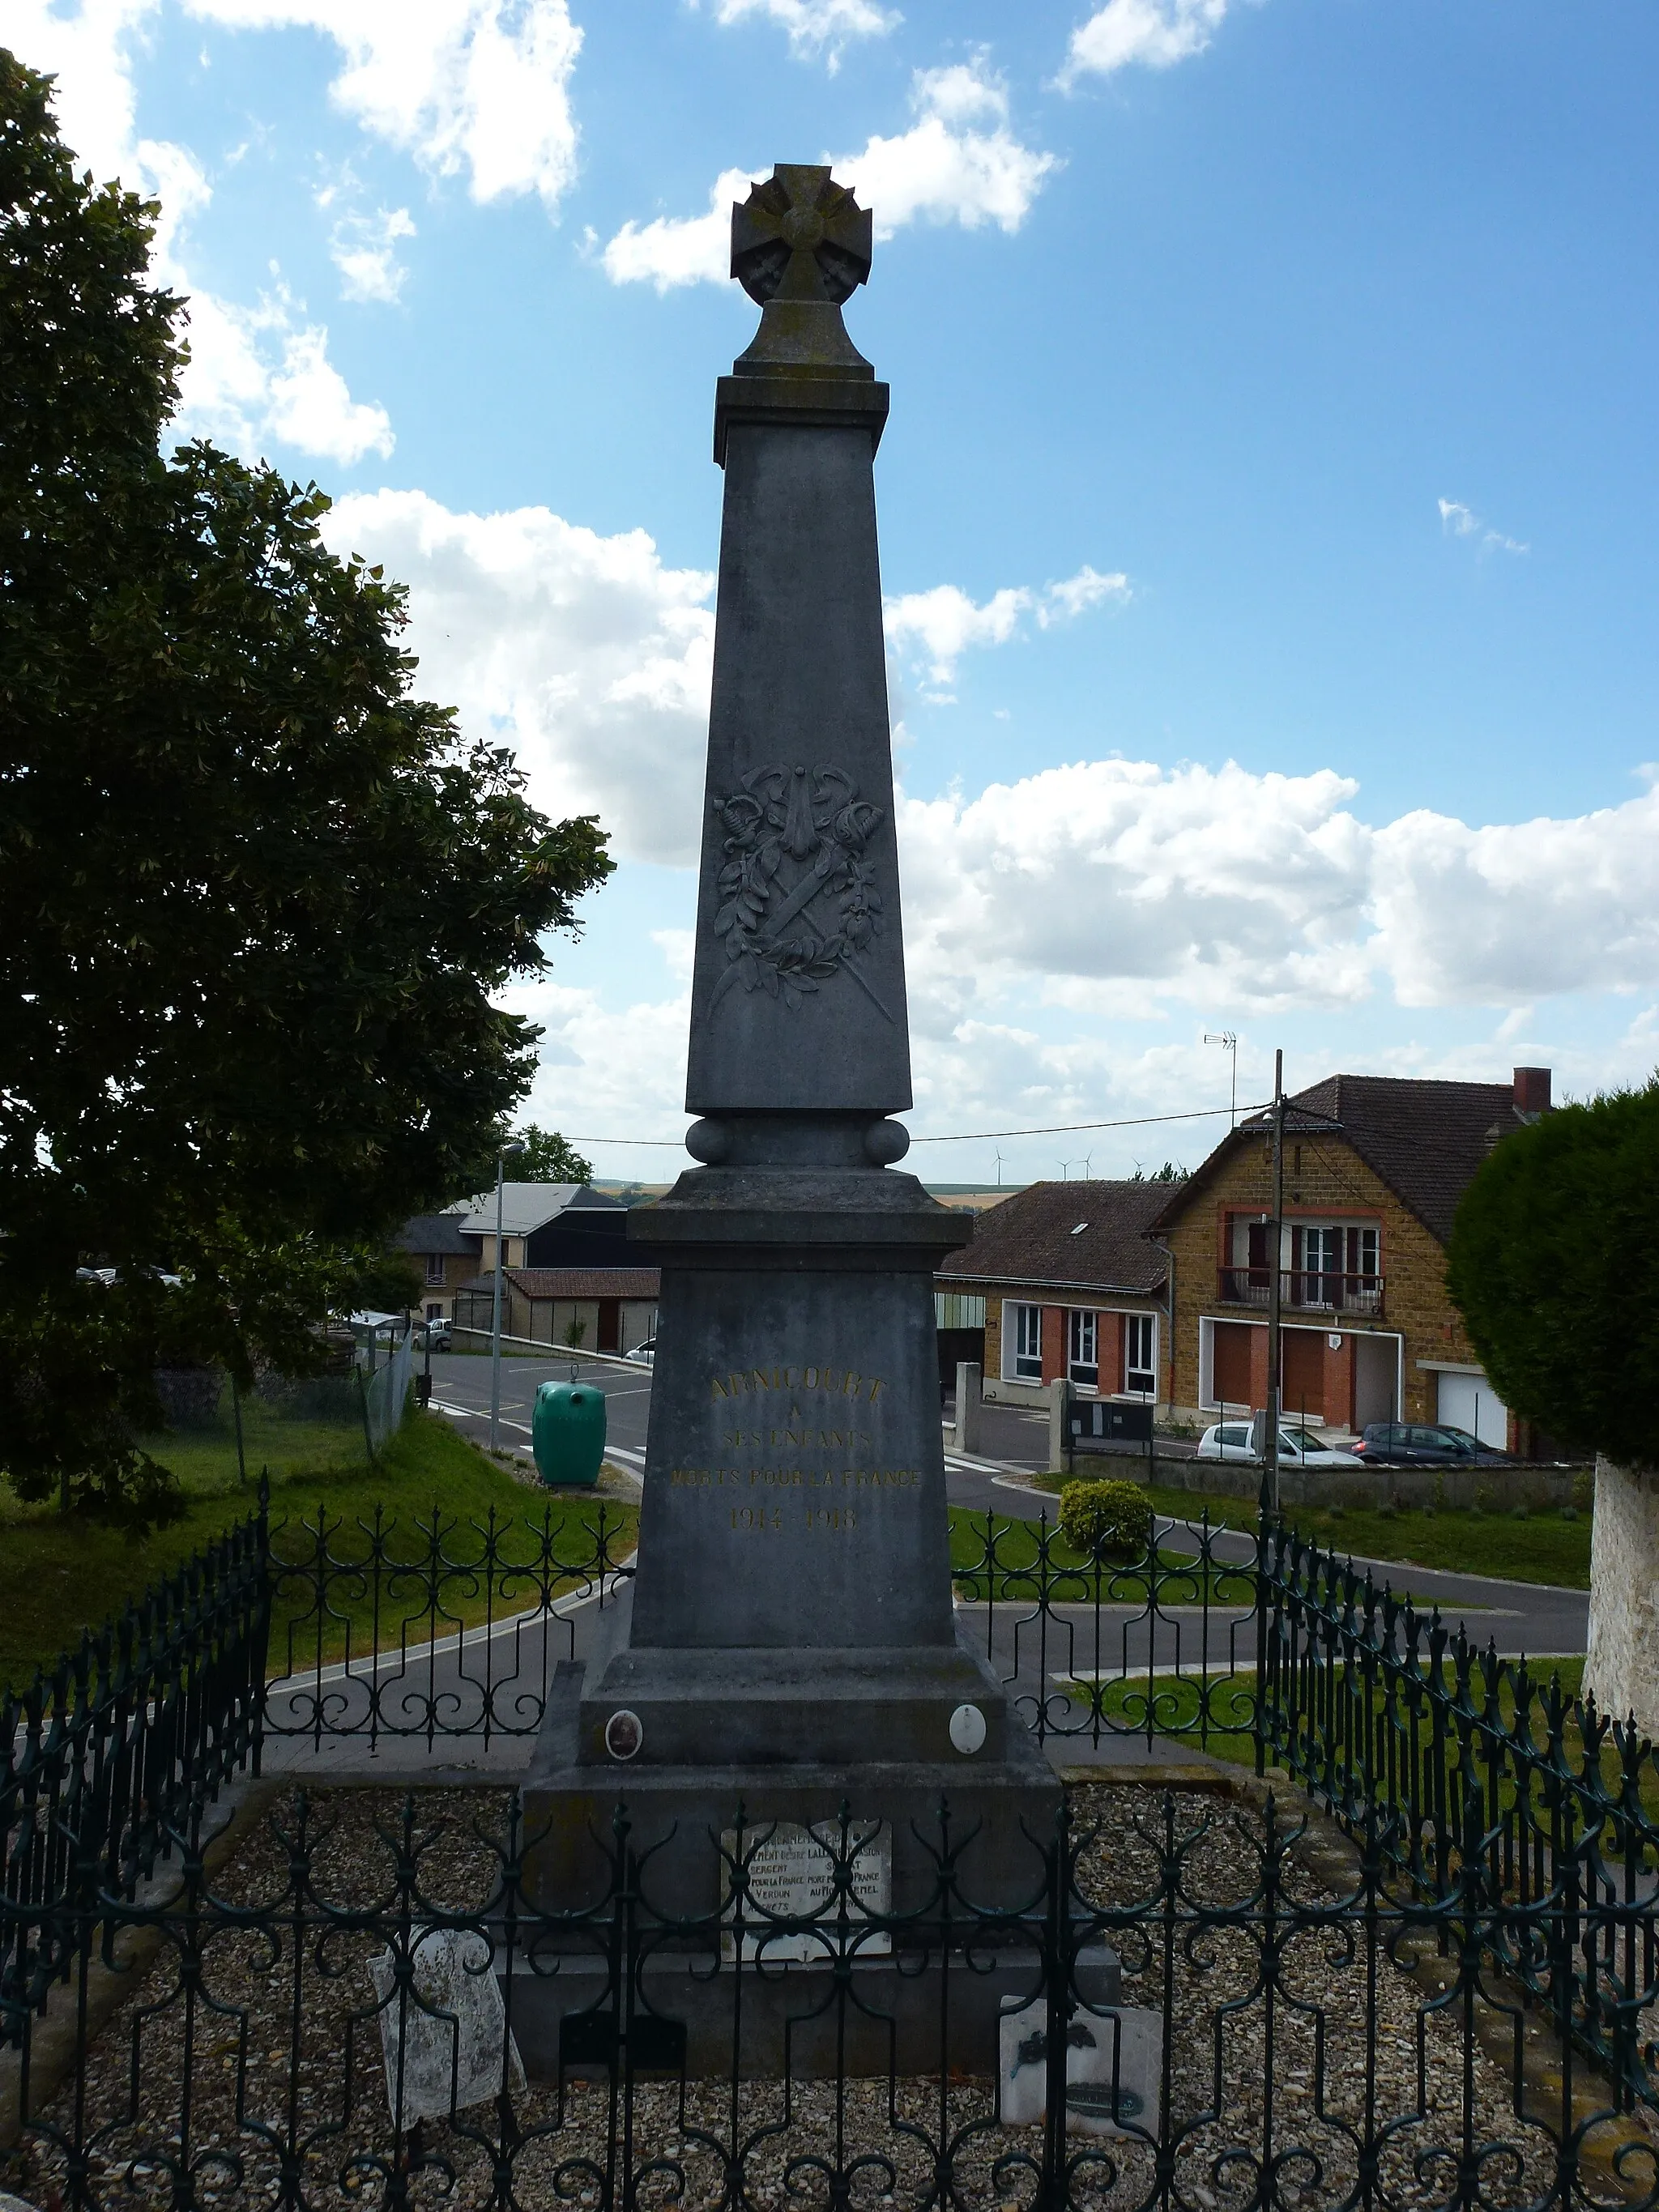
1513,1067 -> 1551,1116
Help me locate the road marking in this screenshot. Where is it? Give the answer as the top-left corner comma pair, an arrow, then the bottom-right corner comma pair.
265,1568 -> 635,1695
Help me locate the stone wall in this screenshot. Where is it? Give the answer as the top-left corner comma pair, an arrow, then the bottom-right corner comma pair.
1584,1456 -> 1659,1734
1158,1136 -> 1483,1430
1136,1455 -> 1584,1513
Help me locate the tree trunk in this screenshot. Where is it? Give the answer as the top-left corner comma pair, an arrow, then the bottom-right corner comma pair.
1583,1455 -> 1659,1735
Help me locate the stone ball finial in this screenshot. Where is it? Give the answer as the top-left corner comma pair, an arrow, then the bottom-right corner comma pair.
731,165 -> 873,307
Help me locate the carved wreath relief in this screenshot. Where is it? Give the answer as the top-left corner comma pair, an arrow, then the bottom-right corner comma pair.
710,764 -> 893,1020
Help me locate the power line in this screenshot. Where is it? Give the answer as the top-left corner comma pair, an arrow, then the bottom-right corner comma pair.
563,1101 -> 1269,1149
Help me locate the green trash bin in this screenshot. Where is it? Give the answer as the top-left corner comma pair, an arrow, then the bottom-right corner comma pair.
531,1380 -> 607,1487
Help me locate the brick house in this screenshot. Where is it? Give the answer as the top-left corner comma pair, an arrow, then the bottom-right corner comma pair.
1146,1068 -> 1552,1447
394,1213 -> 478,1323
936,1181 -> 1175,1410
454,1268 -> 660,1356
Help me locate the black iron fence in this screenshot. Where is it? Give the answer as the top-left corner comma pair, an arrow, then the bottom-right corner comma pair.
262,1495 -> 638,1752
11,1479 -> 1659,2185
7,1779 -> 1659,2212
2,1510 -> 268,2032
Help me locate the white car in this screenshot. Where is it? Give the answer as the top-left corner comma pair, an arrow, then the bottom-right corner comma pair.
625,1339 -> 656,1367
1196,1421 -> 1362,1468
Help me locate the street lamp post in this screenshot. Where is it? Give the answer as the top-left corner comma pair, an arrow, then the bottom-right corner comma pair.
489,1139 -> 527,1451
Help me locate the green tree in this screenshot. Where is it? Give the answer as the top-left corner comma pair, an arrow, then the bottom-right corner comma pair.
1446,1080 -> 1659,1466
0,54 -> 613,1514
513,1126 -> 595,1186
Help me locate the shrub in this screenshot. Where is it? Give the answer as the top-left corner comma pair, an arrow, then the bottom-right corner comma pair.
1059,1478 -> 1153,1559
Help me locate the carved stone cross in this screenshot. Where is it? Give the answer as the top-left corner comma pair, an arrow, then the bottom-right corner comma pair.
731,165 -> 872,307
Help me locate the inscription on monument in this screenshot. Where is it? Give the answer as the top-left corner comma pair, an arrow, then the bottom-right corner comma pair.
719,1822 -> 893,1963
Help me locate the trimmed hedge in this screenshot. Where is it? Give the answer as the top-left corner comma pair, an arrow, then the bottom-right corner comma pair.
1058,1477 -> 1154,1558
1447,1079 -> 1659,1467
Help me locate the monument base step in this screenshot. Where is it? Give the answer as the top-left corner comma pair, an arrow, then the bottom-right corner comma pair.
500,1942 -> 1120,2082
569,1583 -> 1029,1769
523,1647 -> 1062,1922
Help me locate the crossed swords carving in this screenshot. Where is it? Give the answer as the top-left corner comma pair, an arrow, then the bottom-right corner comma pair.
708,763 -> 893,1023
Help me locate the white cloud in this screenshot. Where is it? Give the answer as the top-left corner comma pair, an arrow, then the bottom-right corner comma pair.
263,326 -> 395,459
601,60 -> 1056,290
884,564 -> 1129,684
706,0 -> 898,70
1439,496 -> 1528,556
601,166 -> 764,292
184,0 -> 582,208
501,973 -> 694,1149
1059,0 -> 1231,85
327,204 -> 417,303
319,489 -> 715,865
1,0 -> 157,179
834,61 -> 1059,239
894,761 -> 1659,1022
6,0 -> 394,465
650,928 -> 697,984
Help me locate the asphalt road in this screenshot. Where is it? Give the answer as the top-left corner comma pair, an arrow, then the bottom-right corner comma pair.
257,1358 -> 1587,1782
420,1349 -> 1588,1668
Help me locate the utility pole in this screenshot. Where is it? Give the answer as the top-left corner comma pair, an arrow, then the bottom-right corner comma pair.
489,1136 -> 527,1451
1265,1048 -> 1285,1513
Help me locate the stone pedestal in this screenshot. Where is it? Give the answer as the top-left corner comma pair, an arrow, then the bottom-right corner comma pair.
522,165 -> 1061,2078
1584,1455 -> 1659,1735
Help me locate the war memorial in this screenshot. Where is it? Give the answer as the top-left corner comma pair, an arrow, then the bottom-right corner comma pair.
519,164 -> 1071,2070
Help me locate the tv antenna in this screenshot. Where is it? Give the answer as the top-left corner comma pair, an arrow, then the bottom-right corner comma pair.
1205,1031 -> 1239,1127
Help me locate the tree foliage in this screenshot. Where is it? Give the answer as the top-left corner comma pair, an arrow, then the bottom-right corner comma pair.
1446,1080 -> 1659,1467
0,54 -> 613,1511
514,1126 -> 595,1187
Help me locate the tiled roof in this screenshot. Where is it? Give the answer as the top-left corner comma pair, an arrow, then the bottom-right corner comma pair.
461,1268 -> 661,1300
1153,1074 -> 1527,1248
938,1181 -> 1175,1297
450,1183 -> 626,1238
394,1213 -> 476,1256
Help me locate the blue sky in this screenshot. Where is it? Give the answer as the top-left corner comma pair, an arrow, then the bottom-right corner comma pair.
11,0 -> 1659,1183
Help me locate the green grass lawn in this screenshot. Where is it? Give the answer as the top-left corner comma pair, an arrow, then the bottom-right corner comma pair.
139,1397 -> 372,1490
1029,1473 -> 1592,1590
0,1412 -> 638,1695
947,1506 -> 1254,1607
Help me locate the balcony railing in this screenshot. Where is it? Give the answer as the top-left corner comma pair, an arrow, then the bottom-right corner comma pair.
1218,1267 -> 1385,1318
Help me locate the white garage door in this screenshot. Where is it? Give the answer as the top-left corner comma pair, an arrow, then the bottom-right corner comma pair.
1436,1370 -> 1508,1449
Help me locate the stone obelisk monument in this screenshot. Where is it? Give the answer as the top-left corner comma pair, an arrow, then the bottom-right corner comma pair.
527,167 -> 1057,1931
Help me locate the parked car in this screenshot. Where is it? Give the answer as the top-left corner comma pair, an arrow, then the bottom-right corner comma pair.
1350,1422 -> 1513,1468
1196,1421 -> 1362,1468
626,1339 -> 656,1367
416,1317 -> 452,1351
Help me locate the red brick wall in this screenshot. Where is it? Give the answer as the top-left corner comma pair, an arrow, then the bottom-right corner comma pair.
1040,1306 -> 1065,1385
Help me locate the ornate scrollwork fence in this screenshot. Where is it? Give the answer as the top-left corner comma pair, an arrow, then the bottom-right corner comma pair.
7,1779 -> 1659,2212
11,1477 -> 1659,2183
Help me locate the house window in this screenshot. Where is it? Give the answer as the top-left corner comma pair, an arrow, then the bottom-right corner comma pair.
1067,1309 -> 1098,1389
424,1251 -> 446,1286
1347,1226 -> 1380,1279
1007,1302 -> 1043,1382
1126,1314 -> 1156,1397
1302,1227 -> 1341,1304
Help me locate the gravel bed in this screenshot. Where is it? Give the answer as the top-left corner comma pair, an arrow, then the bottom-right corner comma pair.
3,1784 -> 1644,2212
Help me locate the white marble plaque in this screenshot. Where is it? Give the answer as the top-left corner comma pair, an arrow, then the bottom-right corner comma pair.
369,1926 -> 526,2126
720,1822 -> 892,1962
999,1999 -> 1162,2138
